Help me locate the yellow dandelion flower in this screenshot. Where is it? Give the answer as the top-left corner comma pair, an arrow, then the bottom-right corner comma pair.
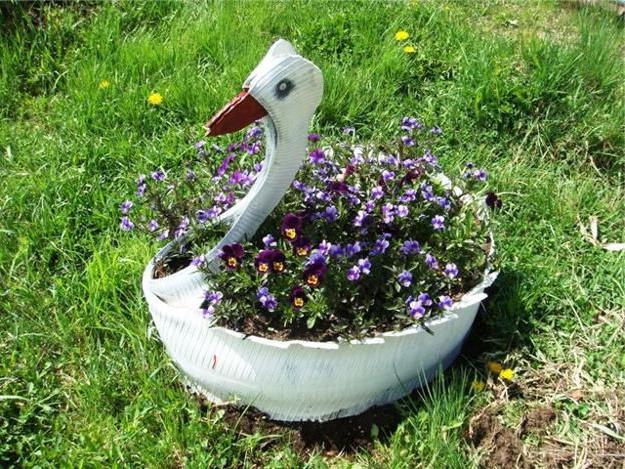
487,361 -> 503,374
471,380 -> 485,392
98,80 -> 111,89
499,368 -> 515,381
395,30 -> 410,41
147,92 -> 163,106
403,45 -> 416,54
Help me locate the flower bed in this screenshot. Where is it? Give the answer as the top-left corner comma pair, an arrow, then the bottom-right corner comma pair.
123,120 -> 498,342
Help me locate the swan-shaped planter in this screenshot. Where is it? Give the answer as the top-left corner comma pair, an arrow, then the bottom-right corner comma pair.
142,40 -> 498,422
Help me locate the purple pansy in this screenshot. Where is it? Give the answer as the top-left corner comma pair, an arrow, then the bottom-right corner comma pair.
191,255 -> 206,267
289,286 -> 307,309
262,234 -> 277,248
357,258 -> 372,275
309,148 -> 325,164
120,200 -> 133,214
406,297 -> 426,318
151,169 -> 166,181
370,237 -> 390,256
398,271 -> 412,287
425,253 -> 439,270
371,186 -> 384,200
400,240 -> 421,256
444,263 -> 459,279
431,215 -> 446,231
401,135 -> 415,147
303,261 -> 327,288
219,243 -> 244,270
382,203 -> 395,224
120,216 -> 134,231
308,133 -> 321,142
174,217 -> 190,239
396,205 -> 409,218
347,266 -> 361,281
147,219 -> 159,232
256,287 -> 278,311
438,295 -> 453,310
281,213 -> 303,242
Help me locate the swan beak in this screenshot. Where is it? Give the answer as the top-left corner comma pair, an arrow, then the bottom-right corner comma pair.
204,89 -> 268,136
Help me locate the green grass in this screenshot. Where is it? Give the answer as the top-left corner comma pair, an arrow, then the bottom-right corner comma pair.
1,0 -> 624,466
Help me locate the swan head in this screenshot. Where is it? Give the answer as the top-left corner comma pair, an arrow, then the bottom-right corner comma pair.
205,39 -> 323,138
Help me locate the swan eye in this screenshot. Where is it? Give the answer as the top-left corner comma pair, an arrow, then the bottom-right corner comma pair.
275,78 -> 294,99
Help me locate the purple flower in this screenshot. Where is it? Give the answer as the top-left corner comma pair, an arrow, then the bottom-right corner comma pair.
370,237 -> 390,256
120,200 -> 133,214
364,200 -> 376,212
194,140 -> 206,150
406,297 -> 426,318
293,237 -> 312,257
309,148 -> 325,164
400,240 -> 421,255
431,215 -> 446,231
156,230 -> 169,241
323,205 -> 339,222
357,258 -> 372,275
473,169 -> 487,181
436,196 -> 451,210
328,243 -> 344,258
262,234 -> 277,248
430,126 -> 443,136
399,189 -> 417,203
219,243 -> 244,270
191,255 -> 206,267
401,135 -> 415,147
398,271 -> 412,287
151,169 -> 166,181
289,286 -> 307,309
371,186 -> 384,200
255,249 -> 286,274
343,127 -> 355,135
246,126 -> 263,140
396,205 -> 409,218
315,190 -> 332,203
317,240 -> 333,256
382,203 -> 395,224
444,263 -> 459,279
308,133 -> 321,142
347,266 -> 361,281
382,170 -> 395,181
344,242 -> 362,258
197,207 -> 222,223
400,116 -> 423,131
486,192 -> 502,210
351,146 -> 365,165
421,149 -> 438,166
120,216 -> 134,231
280,213 -> 303,242
215,154 -> 236,178
353,210 -> 370,228
205,290 -> 223,305
438,295 -> 453,310
418,292 -> 433,307
147,219 -> 159,232
421,183 -> 435,202
425,253 -> 439,270
256,287 -> 277,311
174,216 -> 190,239
201,305 -> 215,317
303,262 -> 327,288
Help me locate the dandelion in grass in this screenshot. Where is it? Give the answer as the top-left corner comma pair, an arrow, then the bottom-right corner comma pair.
98,80 -> 111,89
395,30 -> 409,41
487,361 -> 503,374
403,45 -> 416,54
471,380 -> 485,392
147,92 -> 163,106
499,369 -> 515,381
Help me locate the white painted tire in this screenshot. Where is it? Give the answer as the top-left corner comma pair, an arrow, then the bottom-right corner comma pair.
143,254 -> 498,422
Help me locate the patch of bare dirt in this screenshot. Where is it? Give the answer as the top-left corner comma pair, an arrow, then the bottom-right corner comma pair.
202,399 -> 403,458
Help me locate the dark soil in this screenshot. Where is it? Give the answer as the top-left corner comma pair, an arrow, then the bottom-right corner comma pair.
466,404 -> 558,468
153,255 -> 192,279
200,397 -> 403,457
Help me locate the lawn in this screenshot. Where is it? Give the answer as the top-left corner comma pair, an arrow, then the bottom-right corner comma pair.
1,0 -> 624,466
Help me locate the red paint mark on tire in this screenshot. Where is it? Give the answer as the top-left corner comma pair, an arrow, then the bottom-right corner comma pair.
211,354 -> 217,369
